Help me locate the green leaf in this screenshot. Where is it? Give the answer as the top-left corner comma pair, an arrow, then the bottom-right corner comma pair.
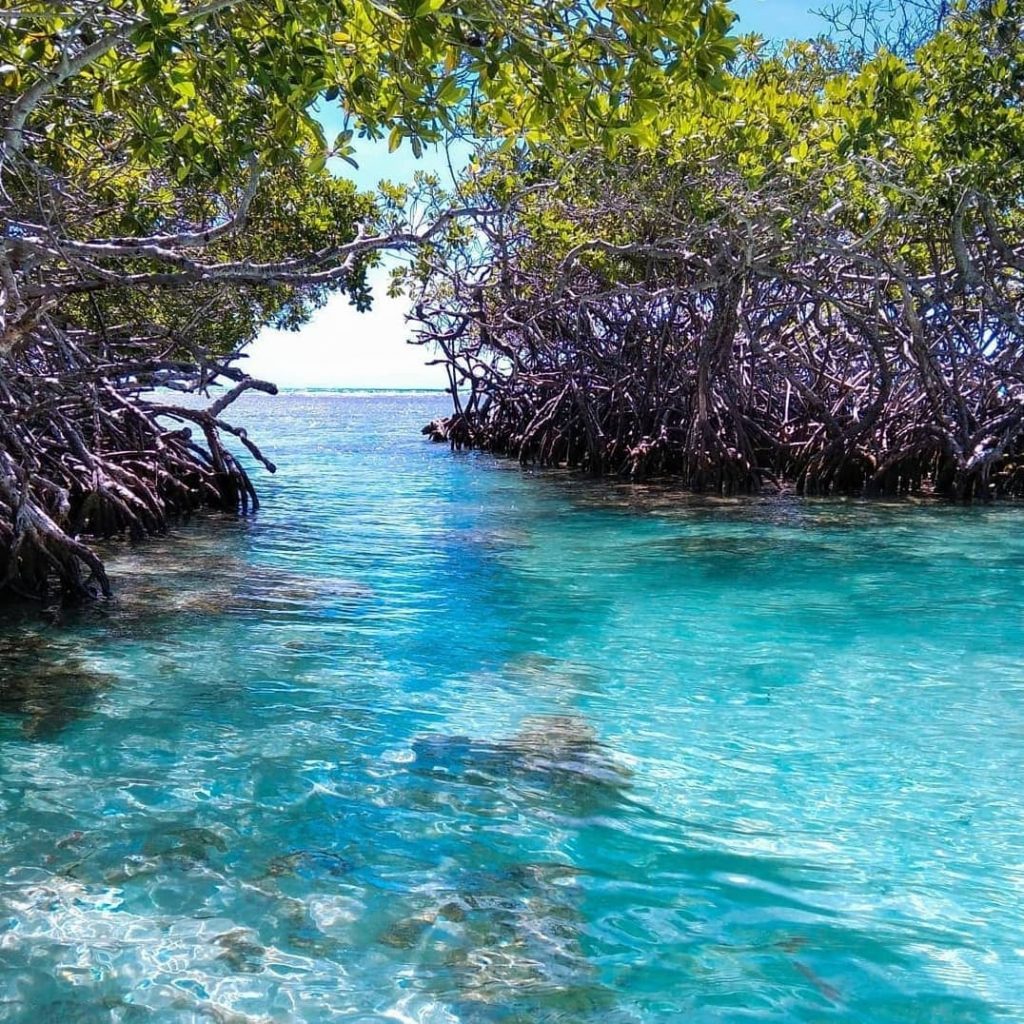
171,78 -> 196,101
436,76 -> 466,106
414,0 -> 445,17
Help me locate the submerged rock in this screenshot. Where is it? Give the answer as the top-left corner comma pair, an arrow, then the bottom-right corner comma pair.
411,713 -> 632,816
264,849 -> 353,880
214,929 -> 267,974
142,826 -> 229,861
101,854 -> 163,885
169,996 -> 274,1024
378,913 -> 436,949
51,823 -> 231,886
376,859 -> 617,1018
378,716 -> 630,1016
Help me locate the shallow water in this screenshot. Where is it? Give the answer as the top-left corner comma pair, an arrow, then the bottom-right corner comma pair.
2,393 -> 1023,1023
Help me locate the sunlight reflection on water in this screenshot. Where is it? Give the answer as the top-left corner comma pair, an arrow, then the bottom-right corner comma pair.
1,393 -> 1023,1023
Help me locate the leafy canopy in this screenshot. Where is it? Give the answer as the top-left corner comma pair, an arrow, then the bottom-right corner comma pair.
0,0 -> 738,355
1,0 -> 737,193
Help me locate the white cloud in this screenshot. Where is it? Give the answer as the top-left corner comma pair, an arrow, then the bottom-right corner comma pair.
242,266 -> 448,390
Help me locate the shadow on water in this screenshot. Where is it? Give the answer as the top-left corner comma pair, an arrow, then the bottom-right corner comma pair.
12,516 -> 377,635
542,472 -> 1024,532
0,521 -> 377,743
0,514 -> 382,732
0,635 -> 114,740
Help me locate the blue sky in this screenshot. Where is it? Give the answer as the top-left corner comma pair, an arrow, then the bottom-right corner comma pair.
733,0 -> 827,41
246,1 -> 827,389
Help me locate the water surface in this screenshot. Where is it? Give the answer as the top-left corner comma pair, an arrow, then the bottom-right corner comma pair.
1,393 -> 1023,1023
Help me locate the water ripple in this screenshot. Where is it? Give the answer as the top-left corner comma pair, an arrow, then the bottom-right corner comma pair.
1,394 -> 1023,1022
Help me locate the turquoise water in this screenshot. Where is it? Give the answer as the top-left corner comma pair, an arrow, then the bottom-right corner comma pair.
2,393 -> 1023,1023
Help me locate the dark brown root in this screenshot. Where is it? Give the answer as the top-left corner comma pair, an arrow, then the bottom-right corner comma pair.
413,176 -> 1024,502
0,320 -> 276,603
